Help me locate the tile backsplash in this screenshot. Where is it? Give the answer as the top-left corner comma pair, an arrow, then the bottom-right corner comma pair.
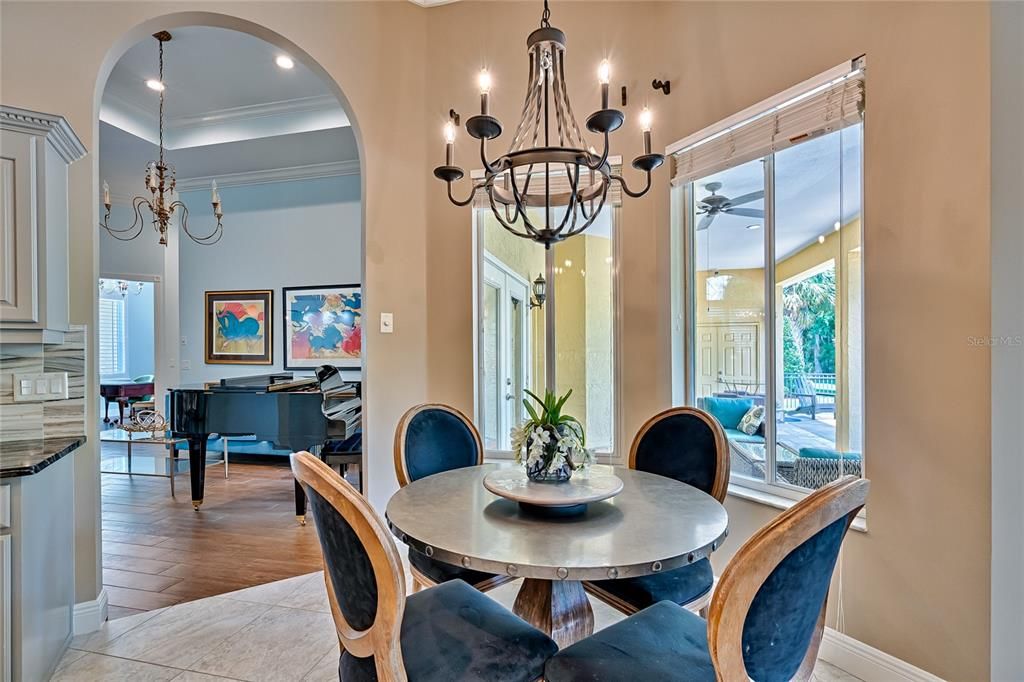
0,326 -> 87,444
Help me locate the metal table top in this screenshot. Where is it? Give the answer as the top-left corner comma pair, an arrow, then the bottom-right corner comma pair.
386,464 -> 729,581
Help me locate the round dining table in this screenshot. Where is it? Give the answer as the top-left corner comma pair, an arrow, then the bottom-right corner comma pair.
386,463 -> 729,647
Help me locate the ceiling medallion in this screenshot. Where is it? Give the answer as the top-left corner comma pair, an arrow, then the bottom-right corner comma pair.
100,31 -> 225,247
433,0 -> 664,248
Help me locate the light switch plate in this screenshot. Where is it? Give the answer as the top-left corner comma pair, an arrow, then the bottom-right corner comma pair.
12,372 -> 68,402
380,312 -> 394,334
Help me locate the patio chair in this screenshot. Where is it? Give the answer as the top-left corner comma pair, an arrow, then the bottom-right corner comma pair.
792,447 -> 862,489
785,374 -> 819,420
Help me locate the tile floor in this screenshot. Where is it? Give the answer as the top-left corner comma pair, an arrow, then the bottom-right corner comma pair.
54,568 -> 862,681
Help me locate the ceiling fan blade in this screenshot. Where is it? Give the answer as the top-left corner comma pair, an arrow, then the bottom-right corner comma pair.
726,208 -> 764,219
727,190 -> 765,207
697,214 -> 714,231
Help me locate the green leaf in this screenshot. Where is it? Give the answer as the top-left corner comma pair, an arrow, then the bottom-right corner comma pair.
522,399 -> 540,424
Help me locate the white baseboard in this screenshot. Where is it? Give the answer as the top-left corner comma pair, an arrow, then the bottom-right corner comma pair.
820,628 -> 945,681
72,588 -> 108,635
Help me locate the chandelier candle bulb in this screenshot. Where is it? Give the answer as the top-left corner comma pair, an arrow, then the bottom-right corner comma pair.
478,69 -> 492,115
598,59 -> 611,109
211,180 -> 220,205
444,121 -> 456,165
640,107 -> 653,154
102,181 -> 110,206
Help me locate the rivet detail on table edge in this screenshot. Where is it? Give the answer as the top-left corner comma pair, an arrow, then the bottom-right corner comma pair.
506,564 -> 519,576
651,560 -> 662,572
424,546 -> 434,557
687,552 -> 695,563
607,567 -> 619,579
556,567 -> 569,580
461,556 -> 472,568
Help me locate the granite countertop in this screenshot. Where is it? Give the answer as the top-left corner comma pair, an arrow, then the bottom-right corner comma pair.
0,436 -> 86,478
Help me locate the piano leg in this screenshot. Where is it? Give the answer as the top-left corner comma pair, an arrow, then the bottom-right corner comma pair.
294,479 -> 307,525
187,435 -> 207,511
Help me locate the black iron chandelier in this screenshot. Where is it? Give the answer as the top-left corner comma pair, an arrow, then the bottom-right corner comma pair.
433,0 -> 664,248
100,31 -> 224,247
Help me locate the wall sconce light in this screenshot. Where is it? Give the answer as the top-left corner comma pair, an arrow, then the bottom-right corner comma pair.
530,273 -> 547,309
652,78 -> 671,95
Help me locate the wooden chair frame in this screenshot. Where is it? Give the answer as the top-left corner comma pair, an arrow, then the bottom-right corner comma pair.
707,475 -> 869,682
586,406 -> 730,615
392,403 -> 510,593
393,403 -> 483,488
291,452 -> 410,682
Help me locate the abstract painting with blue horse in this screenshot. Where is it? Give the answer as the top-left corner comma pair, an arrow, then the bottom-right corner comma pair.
213,300 -> 267,355
286,285 -> 362,369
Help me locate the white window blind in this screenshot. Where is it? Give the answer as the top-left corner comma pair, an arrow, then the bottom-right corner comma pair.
98,298 -> 125,377
671,60 -> 865,185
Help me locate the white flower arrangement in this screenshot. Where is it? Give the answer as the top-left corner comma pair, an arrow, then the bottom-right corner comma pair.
510,389 -> 593,481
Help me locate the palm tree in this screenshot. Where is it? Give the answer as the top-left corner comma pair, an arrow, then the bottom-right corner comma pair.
782,268 -> 836,375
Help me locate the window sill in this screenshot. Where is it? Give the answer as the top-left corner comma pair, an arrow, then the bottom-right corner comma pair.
727,481 -> 867,533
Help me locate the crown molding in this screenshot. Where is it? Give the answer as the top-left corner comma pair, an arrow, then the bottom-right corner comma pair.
104,159 -> 359,205
169,95 -> 343,131
0,106 -> 87,163
175,160 -> 360,192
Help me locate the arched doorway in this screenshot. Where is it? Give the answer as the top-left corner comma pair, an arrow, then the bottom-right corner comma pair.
93,12 -> 367,617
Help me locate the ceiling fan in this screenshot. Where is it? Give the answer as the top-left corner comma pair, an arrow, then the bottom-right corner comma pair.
696,182 -> 765,231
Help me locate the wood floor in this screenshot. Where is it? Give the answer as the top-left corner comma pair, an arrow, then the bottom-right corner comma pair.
100,442 -> 325,619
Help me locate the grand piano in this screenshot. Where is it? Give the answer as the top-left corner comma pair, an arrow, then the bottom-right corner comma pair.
168,367 -> 360,523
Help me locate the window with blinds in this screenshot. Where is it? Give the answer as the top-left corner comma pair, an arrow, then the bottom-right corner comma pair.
671,58 -> 866,501
670,58 -> 865,186
98,297 -> 126,378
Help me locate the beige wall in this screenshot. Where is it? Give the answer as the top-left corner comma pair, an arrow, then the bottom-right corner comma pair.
424,2 -> 991,679
1,1 -> 991,678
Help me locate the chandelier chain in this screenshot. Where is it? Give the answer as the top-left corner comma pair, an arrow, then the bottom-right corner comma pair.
541,0 -> 550,28
158,38 -> 164,169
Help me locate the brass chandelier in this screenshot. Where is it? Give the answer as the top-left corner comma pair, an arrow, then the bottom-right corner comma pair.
100,31 -> 224,247
433,0 -> 664,248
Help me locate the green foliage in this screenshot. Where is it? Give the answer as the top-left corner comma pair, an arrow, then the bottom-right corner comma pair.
782,266 -> 837,375
523,388 -> 585,445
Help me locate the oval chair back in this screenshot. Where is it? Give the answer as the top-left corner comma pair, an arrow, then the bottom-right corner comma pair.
708,476 -> 869,681
393,404 -> 483,487
290,452 -> 408,680
629,407 -> 730,503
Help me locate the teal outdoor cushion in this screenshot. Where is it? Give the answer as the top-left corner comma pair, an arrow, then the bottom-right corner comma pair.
545,601 -> 715,681
701,396 -> 755,430
340,579 -> 557,681
798,448 -> 861,461
724,428 -> 764,445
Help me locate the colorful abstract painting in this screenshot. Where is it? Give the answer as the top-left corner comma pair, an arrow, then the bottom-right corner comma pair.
283,284 -> 362,370
204,290 -> 273,364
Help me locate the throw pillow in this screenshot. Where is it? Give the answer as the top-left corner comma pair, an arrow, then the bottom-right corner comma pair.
738,405 -> 765,435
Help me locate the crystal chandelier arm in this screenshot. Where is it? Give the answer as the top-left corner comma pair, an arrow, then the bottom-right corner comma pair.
611,170 -> 653,198
101,195 -> 152,241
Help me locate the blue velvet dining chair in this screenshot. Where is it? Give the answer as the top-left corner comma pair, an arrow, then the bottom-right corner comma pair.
291,452 -> 558,682
393,403 -> 512,593
584,406 -> 729,617
546,476 -> 870,682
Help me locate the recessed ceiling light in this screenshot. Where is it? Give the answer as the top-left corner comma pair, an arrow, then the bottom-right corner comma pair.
818,235 -> 826,244
746,224 -> 760,230
145,79 -> 165,92
275,55 -> 295,70
833,221 -> 841,231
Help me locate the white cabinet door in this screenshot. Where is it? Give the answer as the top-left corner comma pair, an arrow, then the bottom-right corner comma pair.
0,133 -> 39,324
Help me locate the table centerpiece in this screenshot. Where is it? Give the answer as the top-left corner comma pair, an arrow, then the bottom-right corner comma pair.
511,389 -> 592,482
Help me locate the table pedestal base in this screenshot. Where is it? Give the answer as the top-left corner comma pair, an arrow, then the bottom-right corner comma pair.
512,578 -> 594,649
